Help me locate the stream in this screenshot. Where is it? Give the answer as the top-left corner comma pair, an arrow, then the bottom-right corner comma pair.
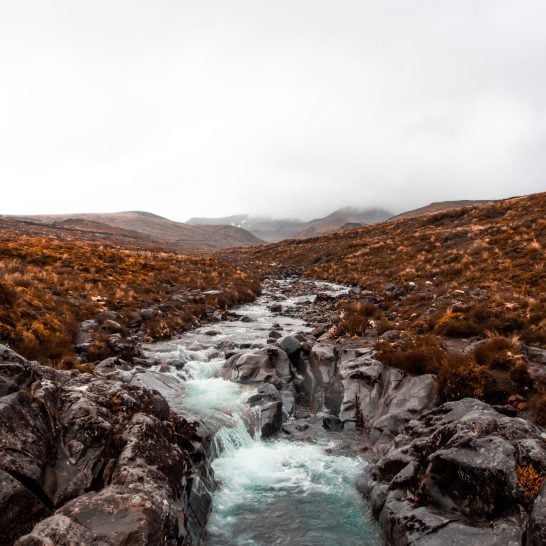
145,278 -> 381,546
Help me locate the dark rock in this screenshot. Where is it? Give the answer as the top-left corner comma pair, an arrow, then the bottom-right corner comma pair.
368,398 -> 546,545
247,384 -> 282,438
276,335 -> 301,355
0,348 -> 210,545
322,415 -> 343,431
221,347 -> 291,384
268,330 -> 282,340
140,308 -> 159,320
527,481 -> 546,546
269,303 -> 282,313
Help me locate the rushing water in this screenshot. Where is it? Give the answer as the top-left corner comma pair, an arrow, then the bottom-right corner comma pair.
146,279 -> 380,546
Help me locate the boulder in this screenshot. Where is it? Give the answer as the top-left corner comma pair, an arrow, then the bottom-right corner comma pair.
221,347 -> 292,384
365,398 -> 546,545
276,335 -> 301,355
247,384 -> 283,438
339,348 -> 436,449
0,347 -> 210,545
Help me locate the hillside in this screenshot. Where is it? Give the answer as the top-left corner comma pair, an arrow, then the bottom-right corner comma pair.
15,211 -> 263,251
389,199 -> 490,221
0,216 -> 260,364
225,193 -> 546,348
188,206 -> 392,242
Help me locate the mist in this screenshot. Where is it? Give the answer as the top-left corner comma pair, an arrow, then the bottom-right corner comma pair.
1,1 -> 545,221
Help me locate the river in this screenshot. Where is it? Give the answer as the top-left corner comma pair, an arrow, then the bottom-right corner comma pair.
145,278 -> 381,546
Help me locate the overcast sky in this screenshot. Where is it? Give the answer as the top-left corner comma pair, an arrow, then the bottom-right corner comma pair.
1,1 -> 545,221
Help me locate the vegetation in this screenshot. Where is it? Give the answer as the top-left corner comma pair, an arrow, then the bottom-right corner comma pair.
228,193 -> 546,347
516,465 -> 545,508
0,218 -> 260,365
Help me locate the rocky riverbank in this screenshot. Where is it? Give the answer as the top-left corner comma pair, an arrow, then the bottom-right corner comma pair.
0,344 -> 213,546
1,275 -> 544,545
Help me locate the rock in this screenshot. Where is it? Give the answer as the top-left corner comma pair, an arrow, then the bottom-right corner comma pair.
102,319 -> 125,334
322,415 -> 343,431
107,334 -> 143,362
240,315 -> 255,323
527,481 -> 546,546
268,330 -> 282,340
380,329 -> 399,341
269,303 -> 282,313
276,335 -> 301,355
0,470 -> 51,546
280,387 -> 296,419
203,329 -> 221,336
221,347 -> 292,384
247,384 -> 282,438
367,398 -> 546,545
80,319 -> 98,331
140,308 -> 159,320
0,347 -> 210,545
339,348 -> 436,449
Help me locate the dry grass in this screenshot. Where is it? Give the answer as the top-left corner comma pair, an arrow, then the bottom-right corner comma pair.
0,220 -> 260,365
227,192 -> 546,348
516,465 -> 545,508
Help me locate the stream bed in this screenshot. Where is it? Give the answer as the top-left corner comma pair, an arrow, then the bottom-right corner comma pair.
145,278 -> 380,546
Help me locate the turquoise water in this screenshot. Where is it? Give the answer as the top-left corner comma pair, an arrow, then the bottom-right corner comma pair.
146,279 -> 381,546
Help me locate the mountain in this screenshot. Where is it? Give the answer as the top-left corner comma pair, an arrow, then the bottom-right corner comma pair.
13,211 -> 263,251
389,200 -> 490,221
188,207 -> 393,242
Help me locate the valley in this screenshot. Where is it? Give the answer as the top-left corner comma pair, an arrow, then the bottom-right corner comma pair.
0,193 -> 545,545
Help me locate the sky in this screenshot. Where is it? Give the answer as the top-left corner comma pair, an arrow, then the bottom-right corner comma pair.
1,1 -> 545,221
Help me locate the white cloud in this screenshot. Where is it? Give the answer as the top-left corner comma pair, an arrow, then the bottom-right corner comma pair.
1,1 -> 544,220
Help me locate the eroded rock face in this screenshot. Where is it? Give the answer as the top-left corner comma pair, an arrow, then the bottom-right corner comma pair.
0,344 -> 211,546
363,398 -> 546,545
339,348 -> 436,449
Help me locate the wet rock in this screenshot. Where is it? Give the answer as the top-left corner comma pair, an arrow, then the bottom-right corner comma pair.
322,415 -> 343,431
269,330 -> 282,340
247,384 -> 282,438
276,335 -> 301,355
280,387 -> 296,419
269,303 -> 282,313
339,348 -> 436,449
221,347 -> 292,384
0,347 -> 209,545
203,329 -> 221,336
367,398 -> 546,545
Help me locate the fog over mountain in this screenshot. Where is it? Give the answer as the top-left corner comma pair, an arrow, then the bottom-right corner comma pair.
1,1 -> 545,221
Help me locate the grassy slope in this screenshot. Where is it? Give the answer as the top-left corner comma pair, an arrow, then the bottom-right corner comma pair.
0,217 -> 260,364
230,192 -> 546,347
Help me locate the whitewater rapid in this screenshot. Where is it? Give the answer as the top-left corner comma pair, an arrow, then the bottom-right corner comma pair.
146,279 -> 380,546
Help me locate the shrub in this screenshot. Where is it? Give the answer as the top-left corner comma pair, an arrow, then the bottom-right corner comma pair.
337,302 -> 370,336
376,335 -> 445,375
437,354 -> 487,402
509,364 -> 534,391
516,465 -> 545,508
434,312 -> 480,337
473,336 -> 523,370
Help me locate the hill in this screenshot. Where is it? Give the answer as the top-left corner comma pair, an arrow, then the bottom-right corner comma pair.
188,207 -> 392,242
389,199 -> 490,221
225,193 -> 546,348
0,215 -> 260,364
15,211 -> 263,251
